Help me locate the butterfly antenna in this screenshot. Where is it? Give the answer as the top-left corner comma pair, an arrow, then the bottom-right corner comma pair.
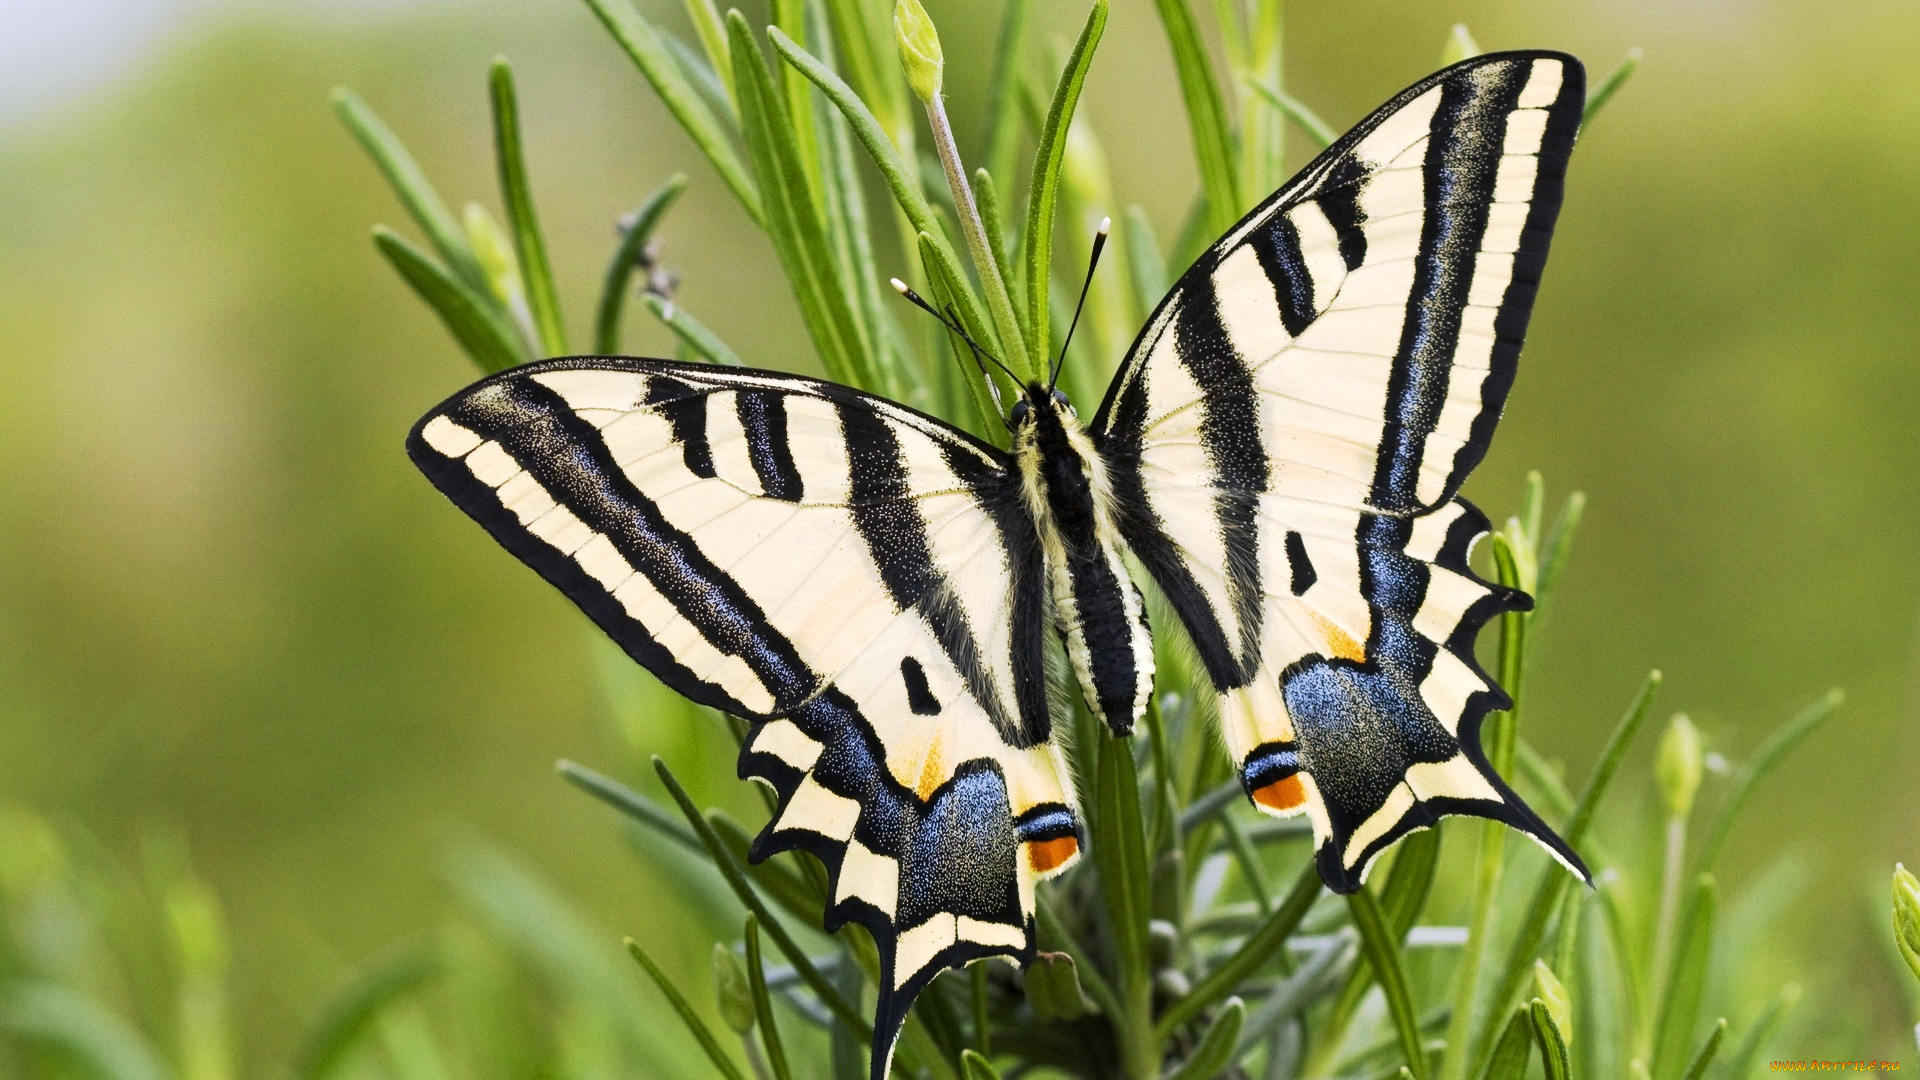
890,278 -> 1016,416
1049,216 -> 1110,394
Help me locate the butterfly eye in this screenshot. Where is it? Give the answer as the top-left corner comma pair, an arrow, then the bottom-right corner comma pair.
1010,400 -> 1031,424
1051,389 -> 1070,408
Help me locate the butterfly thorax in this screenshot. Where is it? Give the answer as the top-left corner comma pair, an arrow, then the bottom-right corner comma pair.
1009,385 -> 1155,735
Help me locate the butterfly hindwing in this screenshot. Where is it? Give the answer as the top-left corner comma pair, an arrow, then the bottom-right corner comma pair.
1094,52 -> 1589,890
407,358 -> 1082,1078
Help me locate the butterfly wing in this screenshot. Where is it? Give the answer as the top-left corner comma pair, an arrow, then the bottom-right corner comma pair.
1094,52 -> 1588,891
408,357 -> 1081,1077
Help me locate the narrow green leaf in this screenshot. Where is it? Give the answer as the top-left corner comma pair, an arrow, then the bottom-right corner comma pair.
1349,888 -> 1428,1080
1022,0 -> 1109,368
582,0 -> 762,223
770,0 -> 823,199
1152,0 -> 1240,236
1243,79 -> 1336,150
1583,48 -> 1643,125
1529,999 -> 1570,1080
1091,727 -> 1155,1076
373,227 -> 527,372
642,294 -> 748,367
1468,671 -> 1661,1080
809,2 -> 890,391
664,33 -> 738,128
707,811 -> 824,926
980,0 -> 1031,188
1514,739 -> 1577,820
1534,490 -> 1586,612
1651,875 -> 1716,1080
488,58 -> 567,356
819,0 -> 907,144
331,88 -> 489,295
1157,862 -> 1318,1040
768,26 -> 970,308
1166,997 -> 1245,1080
1717,984 -> 1796,1080
682,0 -> 735,106
1122,206 -> 1168,319
291,942 -> 441,1080
1698,689 -> 1843,872
557,758 -> 704,854
744,917 -> 796,1080
595,175 -> 688,354
652,757 -> 872,1042
1481,1008 -> 1532,1080
0,983 -> 173,1080
729,13 -> 871,389
625,937 -> 753,1080
1235,0 -> 1284,197
959,1049 -> 1003,1080
1680,1019 -> 1727,1080
1323,829 -> 1440,1050
972,168 -> 1025,341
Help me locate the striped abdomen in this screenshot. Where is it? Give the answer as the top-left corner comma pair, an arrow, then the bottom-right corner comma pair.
1013,389 -> 1154,735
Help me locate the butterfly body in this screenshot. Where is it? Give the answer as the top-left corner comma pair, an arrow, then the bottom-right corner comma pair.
408,51 -> 1594,1079
1009,383 -> 1155,735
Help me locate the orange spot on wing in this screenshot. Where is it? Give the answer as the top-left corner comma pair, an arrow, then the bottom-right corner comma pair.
1252,775 -> 1307,813
1026,836 -> 1079,874
1310,612 -> 1367,662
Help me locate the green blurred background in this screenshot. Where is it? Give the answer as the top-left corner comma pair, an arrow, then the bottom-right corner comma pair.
2,0 -> 1917,1064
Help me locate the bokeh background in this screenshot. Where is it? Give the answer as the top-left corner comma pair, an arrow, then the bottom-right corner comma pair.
2,0 -> 1918,1066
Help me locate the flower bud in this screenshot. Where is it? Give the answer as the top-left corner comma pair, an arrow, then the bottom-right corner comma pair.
712,942 -> 755,1035
1656,712 -> 1703,819
1894,863 -> 1920,984
892,0 -> 944,104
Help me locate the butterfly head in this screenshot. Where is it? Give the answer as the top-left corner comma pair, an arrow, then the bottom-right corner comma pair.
1009,384 -> 1075,431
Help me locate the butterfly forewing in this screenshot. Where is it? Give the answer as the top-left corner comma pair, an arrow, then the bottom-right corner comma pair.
408,358 -> 1081,1079
1094,52 -> 1590,890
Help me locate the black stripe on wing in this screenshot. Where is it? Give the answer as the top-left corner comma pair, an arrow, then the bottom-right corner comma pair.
410,373 -> 816,717
1372,58 -> 1584,513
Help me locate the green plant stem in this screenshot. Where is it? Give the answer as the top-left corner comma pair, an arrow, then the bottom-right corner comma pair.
1349,888 -> 1427,1080
489,58 -> 568,356
920,93 -> 1032,382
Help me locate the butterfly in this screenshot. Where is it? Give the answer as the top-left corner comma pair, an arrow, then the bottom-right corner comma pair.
408,50 -> 1591,1078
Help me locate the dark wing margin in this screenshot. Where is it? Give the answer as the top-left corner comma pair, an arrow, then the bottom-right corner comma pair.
408,356 -> 1082,1080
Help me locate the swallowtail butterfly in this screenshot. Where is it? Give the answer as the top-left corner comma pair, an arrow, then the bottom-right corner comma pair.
408,51 -> 1591,1077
